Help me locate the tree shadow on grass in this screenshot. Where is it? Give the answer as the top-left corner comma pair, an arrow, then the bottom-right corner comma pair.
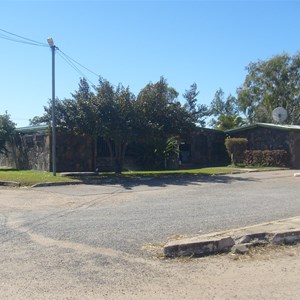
0,168 -> 19,172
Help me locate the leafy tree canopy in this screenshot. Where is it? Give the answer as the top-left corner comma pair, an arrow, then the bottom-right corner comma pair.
209,88 -> 245,130
31,76 -> 207,171
0,112 -> 15,154
136,77 -> 197,141
183,83 -> 209,127
237,52 -> 300,124
135,77 -> 201,169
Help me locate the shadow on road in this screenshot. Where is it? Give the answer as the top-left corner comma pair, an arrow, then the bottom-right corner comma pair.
78,173 -> 258,190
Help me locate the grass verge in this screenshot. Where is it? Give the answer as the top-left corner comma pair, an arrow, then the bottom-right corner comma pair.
0,166 -> 283,186
0,169 -> 77,186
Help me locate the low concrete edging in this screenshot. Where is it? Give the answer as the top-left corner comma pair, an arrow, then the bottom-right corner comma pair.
31,181 -> 83,188
60,172 -> 98,177
0,181 -> 20,187
163,230 -> 300,258
163,236 -> 234,257
271,230 -> 300,245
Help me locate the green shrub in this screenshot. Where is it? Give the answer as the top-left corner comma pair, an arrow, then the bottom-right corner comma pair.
244,150 -> 290,167
225,138 -> 248,165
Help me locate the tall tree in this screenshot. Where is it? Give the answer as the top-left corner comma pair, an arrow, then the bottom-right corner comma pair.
31,77 -> 136,173
136,77 -> 177,139
94,79 -> 136,173
237,53 -> 300,124
31,76 -> 203,171
135,77 -> 197,169
183,83 -> 208,127
0,112 -> 15,154
30,78 -> 96,131
209,88 -> 244,130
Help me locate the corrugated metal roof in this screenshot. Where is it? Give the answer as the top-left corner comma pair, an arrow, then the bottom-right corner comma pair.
15,123 -> 300,135
195,126 -> 224,134
225,123 -> 300,134
16,125 -> 49,134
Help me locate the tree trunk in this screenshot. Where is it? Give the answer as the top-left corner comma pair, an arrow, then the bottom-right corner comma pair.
114,142 -> 128,174
231,153 -> 236,166
105,138 -> 114,171
93,136 -> 97,171
104,138 -> 128,174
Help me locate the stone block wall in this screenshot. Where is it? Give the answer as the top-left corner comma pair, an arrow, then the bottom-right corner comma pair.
0,131 -> 95,172
289,132 -> 300,168
228,126 -> 300,167
55,132 -> 94,172
189,129 -> 228,166
0,133 -> 50,171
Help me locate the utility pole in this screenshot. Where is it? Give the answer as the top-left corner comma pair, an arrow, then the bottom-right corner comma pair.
47,37 -> 57,176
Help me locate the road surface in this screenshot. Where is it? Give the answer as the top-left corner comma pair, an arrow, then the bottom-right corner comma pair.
1,169 -> 300,299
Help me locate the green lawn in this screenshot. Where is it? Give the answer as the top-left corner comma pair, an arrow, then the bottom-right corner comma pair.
0,166 -> 282,186
0,169 -> 77,186
122,167 -> 246,176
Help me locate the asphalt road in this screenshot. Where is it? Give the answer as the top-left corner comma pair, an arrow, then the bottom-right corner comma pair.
1,169 -> 300,299
2,170 -> 300,256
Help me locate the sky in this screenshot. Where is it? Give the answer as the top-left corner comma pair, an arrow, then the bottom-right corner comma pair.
1,0 -> 300,127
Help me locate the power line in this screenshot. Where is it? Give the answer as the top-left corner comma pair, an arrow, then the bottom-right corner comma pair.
56,50 -> 87,79
58,49 -> 99,77
0,33 -> 47,47
0,28 -> 48,47
56,50 -> 97,88
0,28 -> 99,87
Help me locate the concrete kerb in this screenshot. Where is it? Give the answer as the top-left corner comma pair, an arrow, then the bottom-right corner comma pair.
0,181 -> 21,187
0,180 -> 84,188
163,216 -> 300,258
0,172 -> 103,188
31,181 -> 83,188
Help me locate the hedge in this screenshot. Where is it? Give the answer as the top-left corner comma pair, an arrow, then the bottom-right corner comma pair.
244,150 -> 290,167
225,138 -> 248,165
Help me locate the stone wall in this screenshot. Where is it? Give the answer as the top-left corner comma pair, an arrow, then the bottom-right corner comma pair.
288,131 -> 300,168
55,132 -> 94,172
0,131 -> 95,172
182,129 -> 228,167
230,127 -> 290,151
228,126 -> 300,167
0,132 -> 50,171
0,127 -> 230,172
